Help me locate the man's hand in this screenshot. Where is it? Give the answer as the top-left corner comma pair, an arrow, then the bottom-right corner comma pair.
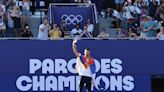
73,39 -> 78,44
72,39 -> 80,57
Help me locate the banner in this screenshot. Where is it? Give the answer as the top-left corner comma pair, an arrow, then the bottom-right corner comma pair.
50,5 -> 95,31
0,40 -> 164,92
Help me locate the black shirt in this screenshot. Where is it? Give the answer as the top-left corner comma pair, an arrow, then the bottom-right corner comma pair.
149,1 -> 158,17
20,30 -> 33,37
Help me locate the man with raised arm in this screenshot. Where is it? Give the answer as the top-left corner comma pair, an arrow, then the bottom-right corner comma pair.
72,40 -> 96,92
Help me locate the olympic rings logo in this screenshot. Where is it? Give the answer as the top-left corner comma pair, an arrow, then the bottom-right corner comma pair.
61,14 -> 83,25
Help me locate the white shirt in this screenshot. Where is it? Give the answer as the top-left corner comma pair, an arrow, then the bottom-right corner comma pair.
113,10 -> 121,19
159,35 -> 164,40
1,4 -> 6,13
76,56 -> 92,77
87,24 -> 94,33
71,28 -> 82,37
123,5 -> 135,19
135,6 -> 141,14
140,31 -> 148,38
22,2 -> 30,10
38,24 -> 49,40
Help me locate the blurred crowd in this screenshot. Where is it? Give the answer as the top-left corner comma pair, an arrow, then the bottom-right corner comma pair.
0,0 -> 163,40
0,0 -> 32,37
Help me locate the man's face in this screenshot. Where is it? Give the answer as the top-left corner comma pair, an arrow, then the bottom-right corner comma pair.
76,25 -> 80,29
25,26 -> 29,29
44,20 -> 48,25
53,24 -> 57,28
84,26 -> 87,30
127,1 -> 132,5
87,19 -> 91,24
160,27 -> 164,33
84,49 -> 90,57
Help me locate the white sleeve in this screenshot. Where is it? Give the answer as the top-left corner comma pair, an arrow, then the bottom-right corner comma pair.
39,25 -> 44,31
71,29 -> 75,35
87,24 -> 94,33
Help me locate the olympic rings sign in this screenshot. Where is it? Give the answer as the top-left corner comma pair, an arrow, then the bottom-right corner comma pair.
61,14 -> 83,25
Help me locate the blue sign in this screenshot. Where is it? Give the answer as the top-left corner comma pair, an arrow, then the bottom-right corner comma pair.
0,40 -> 164,92
50,5 -> 95,31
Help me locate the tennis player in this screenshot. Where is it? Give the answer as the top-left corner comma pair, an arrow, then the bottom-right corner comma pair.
72,40 -> 96,92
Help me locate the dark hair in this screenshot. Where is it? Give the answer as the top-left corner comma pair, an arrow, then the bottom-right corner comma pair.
76,23 -> 80,26
162,22 -> 164,27
24,24 -> 28,27
85,48 -> 90,51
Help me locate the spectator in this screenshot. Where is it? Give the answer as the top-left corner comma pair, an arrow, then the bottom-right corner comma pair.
86,19 -> 94,33
106,8 -> 121,19
6,0 -> 15,11
49,24 -> 62,39
71,23 -> 83,37
20,24 -> 33,37
59,19 -> 68,37
45,0 -> 50,10
128,19 -> 140,35
141,2 -> 149,16
97,28 -> 109,39
83,0 -> 92,6
2,0 -> 6,5
0,1 -> 6,13
142,16 -> 158,38
22,0 -> 30,25
11,3 -> 21,36
140,15 -> 148,38
7,12 -> 14,29
148,0 -> 158,18
157,26 -> 164,40
80,25 -> 93,38
0,10 -> 6,37
31,0 -> 35,15
106,8 -> 121,28
155,3 -> 164,21
115,0 -> 124,11
38,19 -> 50,40
122,0 -> 137,20
11,3 -> 21,28
129,32 -> 138,40
115,28 -> 126,38
5,12 -> 14,36
134,0 -> 144,9
134,0 -> 143,17
146,0 -> 160,5
60,19 -> 67,32
156,20 -> 163,30
142,0 -> 149,6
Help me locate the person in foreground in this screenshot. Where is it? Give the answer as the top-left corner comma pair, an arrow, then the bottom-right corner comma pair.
72,40 -> 96,92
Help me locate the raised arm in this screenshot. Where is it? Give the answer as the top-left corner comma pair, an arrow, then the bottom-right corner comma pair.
72,40 -> 80,57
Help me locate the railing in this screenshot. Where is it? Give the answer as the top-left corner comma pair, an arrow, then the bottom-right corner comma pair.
0,37 -> 159,40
